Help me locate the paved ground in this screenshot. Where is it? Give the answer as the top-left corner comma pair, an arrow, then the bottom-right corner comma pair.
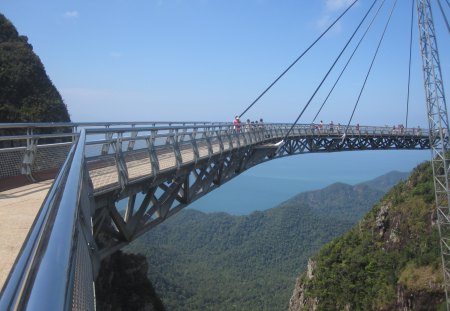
0,179 -> 53,290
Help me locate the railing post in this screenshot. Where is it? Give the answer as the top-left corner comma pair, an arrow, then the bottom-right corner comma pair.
101,125 -> 113,155
21,127 -> 37,182
146,130 -> 160,178
114,132 -> 129,189
216,129 -> 224,155
204,127 -> 213,157
127,125 -> 138,151
226,126 -> 234,150
172,129 -> 183,169
191,128 -> 200,163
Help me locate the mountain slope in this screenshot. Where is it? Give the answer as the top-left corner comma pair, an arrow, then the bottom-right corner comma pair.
0,13 -> 70,122
289,162 -> 445,310
359,170 -> 409,192
126,171 -> 406,310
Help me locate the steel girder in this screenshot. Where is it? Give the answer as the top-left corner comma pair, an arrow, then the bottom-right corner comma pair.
276,135 -> 430,156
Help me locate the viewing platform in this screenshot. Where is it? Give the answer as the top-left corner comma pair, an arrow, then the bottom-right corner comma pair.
0,180 -> 53,289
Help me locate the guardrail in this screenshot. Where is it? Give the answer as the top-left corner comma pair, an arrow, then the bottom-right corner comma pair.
0,130 -> 97,310
0,122 -> 227,182
0,122 -> 429,183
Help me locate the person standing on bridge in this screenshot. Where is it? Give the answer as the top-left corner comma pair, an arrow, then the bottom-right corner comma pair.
234,116 -> 241,133
319,120 -> 324,134
260,118 -> 269,138
259,118 -> 264,129
245,119 -> 251,132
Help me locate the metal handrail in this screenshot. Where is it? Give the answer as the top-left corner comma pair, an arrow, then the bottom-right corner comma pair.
0,133 -> 79,142
0,122 -> 430,182
0,122 -> 430,145
0,121 -> 228,130
0,130 -> 91,310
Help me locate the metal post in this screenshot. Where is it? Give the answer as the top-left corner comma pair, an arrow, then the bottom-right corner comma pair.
417,0 -> 450,309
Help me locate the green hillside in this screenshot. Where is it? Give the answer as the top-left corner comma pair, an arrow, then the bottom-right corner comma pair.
0,13 -> 70,123
289,162 -> 445,310
126,171 -> 407,310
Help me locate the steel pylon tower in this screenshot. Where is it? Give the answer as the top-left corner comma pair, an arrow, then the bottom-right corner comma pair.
416,0 -> 450,308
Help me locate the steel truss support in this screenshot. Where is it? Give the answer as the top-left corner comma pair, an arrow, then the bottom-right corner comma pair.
94,149 -> 251,259
417,0 -> 450,308
275,135 -> 429,156
91,132 -> 429,258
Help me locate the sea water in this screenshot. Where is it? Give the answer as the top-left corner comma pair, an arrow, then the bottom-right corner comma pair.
188,150 -> 430,215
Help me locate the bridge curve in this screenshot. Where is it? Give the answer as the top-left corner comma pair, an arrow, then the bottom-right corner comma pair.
0,122 -> 431,310
84,123 -> 430,256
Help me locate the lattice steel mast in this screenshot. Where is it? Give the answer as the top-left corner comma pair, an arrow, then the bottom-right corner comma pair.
416,0 -> 450,308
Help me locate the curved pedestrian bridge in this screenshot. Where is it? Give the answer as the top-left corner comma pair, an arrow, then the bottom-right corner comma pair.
0,122 -> 431,310
84,123 -> 429,196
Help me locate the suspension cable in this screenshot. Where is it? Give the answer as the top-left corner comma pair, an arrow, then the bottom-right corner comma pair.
312,0 -> 387,124
437,0 -> 450,34
344,0 -> 399,134
238,0 -> 359,118
281,0 -> 379,141
406,0 -> 415,128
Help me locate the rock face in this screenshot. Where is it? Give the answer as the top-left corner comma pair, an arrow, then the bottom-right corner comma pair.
288,162 -> 445,310
0,13 -> 70,123
289,260 -> 318,311
392,285 -> 444,311
95,251 -> 166,311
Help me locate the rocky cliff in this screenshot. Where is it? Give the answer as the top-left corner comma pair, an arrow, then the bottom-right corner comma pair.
289,162 -> 445,310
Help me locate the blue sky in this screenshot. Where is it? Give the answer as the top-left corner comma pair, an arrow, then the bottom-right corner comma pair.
2,0 -> 448,212
2,0 -> 449,126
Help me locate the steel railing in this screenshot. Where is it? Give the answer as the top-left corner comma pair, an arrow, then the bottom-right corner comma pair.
0,122 -> 430,180
0,130 -> 97,310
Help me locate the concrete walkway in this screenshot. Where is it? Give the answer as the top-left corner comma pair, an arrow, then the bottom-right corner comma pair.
0,180 -> 53,290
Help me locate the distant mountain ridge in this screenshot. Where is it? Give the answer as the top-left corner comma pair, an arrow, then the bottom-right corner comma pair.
284,171 -> 409,220
126,170 -> 408,310
358,170 -> 410,192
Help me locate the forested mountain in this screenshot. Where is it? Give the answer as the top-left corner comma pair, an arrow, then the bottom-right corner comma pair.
126,171 -> 408,310
0,13 -> 70,123
289,162 -> 445,310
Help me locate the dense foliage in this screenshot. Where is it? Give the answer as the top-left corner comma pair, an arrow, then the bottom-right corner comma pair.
299,162 -> 445,310
126,172 -> 407,310
0,13 -> 70,123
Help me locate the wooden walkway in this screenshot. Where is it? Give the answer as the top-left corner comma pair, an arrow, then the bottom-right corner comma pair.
0,180 -> 53,290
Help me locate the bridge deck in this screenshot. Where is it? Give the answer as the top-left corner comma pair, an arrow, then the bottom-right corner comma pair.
86,132 -> 429,195
0,180 -> 53,290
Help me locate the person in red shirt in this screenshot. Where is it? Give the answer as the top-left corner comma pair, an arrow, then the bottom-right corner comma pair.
233,116 -> 241,133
